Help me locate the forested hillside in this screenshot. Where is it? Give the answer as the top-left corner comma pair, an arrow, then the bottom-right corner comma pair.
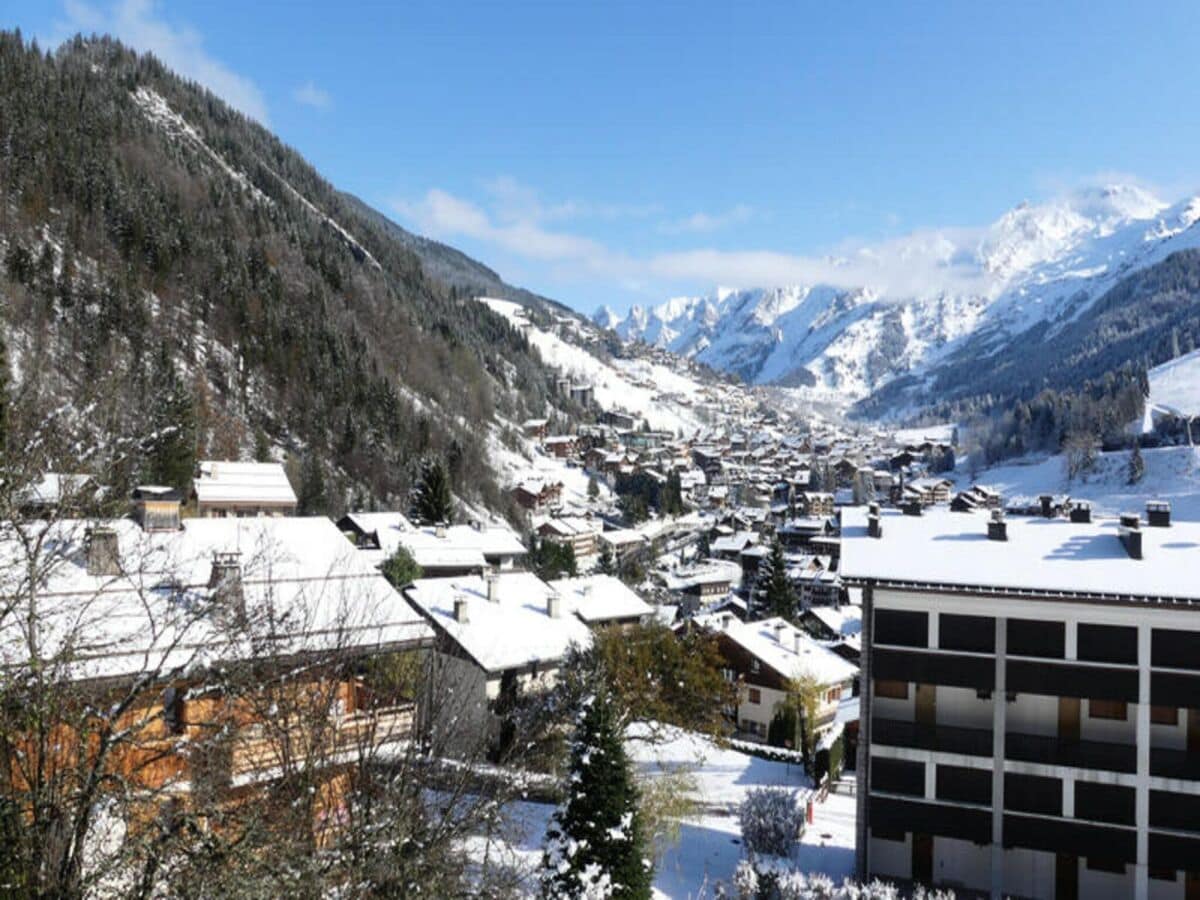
0,32 -> 562,515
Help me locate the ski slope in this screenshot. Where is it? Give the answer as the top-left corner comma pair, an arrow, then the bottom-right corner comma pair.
1147,348 -> 1200,420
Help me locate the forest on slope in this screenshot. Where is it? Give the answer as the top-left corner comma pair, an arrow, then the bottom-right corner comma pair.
0,31 -> 568,516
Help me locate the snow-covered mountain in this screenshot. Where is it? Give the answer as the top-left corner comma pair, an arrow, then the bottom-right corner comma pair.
599,184 -> 1200,406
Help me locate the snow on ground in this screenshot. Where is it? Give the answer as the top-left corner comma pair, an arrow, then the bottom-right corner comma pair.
963,445 -> 1200,522
1146,347 -> 1200,420
466,726 -> 857,898
891,422 -> 958,445
479,298 -> 703,434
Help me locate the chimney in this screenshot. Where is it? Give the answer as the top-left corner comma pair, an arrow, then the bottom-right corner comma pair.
1070,502 -> 1092,524
868,502 -> 880,517
793,632 -> 802,654
774,622 -> 787,642
987,509 -> 1007,542
546,590 -> 562,619
454,593 -> 470,624
435,524 -> 447,539
1039,494 -> 1054,519
902,500 -> 922,517
208,552 -> 245,620
485,571 -> 500,603
1119,513 -> 1143,560
86,526 -> 120,577
721,613 -> 733,631
132,486 -> 182,532
868,514 -> 883,539
1147,500 -> 1171,528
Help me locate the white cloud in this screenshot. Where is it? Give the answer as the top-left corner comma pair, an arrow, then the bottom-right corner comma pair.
292,80 -> 331,111
56,0 -> 269,123
658,204 -> 755,234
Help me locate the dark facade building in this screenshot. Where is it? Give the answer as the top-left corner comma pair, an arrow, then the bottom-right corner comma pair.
842,502 -> 1200,900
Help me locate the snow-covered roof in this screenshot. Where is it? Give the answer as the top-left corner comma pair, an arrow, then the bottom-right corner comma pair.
712,531 -> 758,553
403,572 -> 592,672
599,528 -> 650,548
659,561 -> 741,591
548,574 -> 653,624
842,507 -> 1200,601
805,605 -> 862,638
705,616 -> 857,686
21,473 -> 96,506
343,512 -> 526,570
193,461 -> 297,505
0,516 -> 432,682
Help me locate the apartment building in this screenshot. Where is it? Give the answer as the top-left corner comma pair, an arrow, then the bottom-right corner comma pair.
842,503 -> 1200,900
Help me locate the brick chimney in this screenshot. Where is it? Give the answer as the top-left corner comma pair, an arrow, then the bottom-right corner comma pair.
1146,500 -> 1171,528
1119,513 -> 1143,560
546,590 -> 562,619
485,571 -> 500,603
208,552 -> 244,620
1070,502 -> 1092,524
454,593 -> 469,624
987,509 -> 1008,542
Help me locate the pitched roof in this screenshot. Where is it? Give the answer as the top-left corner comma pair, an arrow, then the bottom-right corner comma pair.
193,461 -> 297,505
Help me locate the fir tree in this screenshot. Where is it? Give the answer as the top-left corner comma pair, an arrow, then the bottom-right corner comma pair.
297,453 -> 328,515
597,543 -> 617,576
542,687 -> 653,899
381,545 -> 423,588
1128,440 -> 1146,485
587,473 -> 600,500
143,345 -> 196,493
411,456 -> 453,525
760,539 -> 797,620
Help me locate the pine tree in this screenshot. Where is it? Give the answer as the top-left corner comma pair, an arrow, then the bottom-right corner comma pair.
597,543 -> 617,576
1128,440 -> 1146,485
381,545 -> 423,588
542,687 -> 653,899
144,345 -> 197,493
297,453 -> 328,515
411,456 -> 453,525
587,474 -> 600,500
760,539 -> 797,620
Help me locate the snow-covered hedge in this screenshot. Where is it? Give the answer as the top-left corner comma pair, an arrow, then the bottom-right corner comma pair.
720,862 -> 956,899
738,788 -> 806,857
727,738 -> 808,766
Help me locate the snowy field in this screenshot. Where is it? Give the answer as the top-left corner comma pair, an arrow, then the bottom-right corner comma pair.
1146,347 -> 1200,420
891,423 -> 958,445
963,445 -> 1200,521
468,726 -> 857,898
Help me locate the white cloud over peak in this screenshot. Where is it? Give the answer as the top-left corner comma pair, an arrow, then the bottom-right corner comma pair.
292,80 -> 332,110
56,0 -> 269,123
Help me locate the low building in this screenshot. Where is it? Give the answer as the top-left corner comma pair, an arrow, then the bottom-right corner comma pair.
843,502 -> 1200,899
338,512 -> 527,577
192,460 -> 298,517
538,516 -> 601,559
549,574 -> 653,628
699,614 -> 857,743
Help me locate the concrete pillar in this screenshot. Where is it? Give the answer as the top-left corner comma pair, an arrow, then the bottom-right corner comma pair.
991,616 -> 1007,900
1062,776 -> 1075,818
855,583 -> 874,881
1135,624 -> 1151,900
1065,619 -> 1077,660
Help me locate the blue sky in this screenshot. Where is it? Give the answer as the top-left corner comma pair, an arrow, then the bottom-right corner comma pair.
11,0 -> 1200,313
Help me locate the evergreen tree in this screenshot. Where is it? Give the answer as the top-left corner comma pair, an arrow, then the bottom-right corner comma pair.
1128,440 -> 1146,485
587,473 -> 600,500
531,538 -> 578,581
760,539 -> 797,620
597,543 -> 617,576
144,345 -> 196,493
411,456 -> 453,525
297,453 -> 328,515
542,687 -> 653,899
381,545 -> 423,588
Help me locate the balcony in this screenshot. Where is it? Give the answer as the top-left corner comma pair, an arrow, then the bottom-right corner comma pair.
1150,747 -> 1200,781
872,717 -> 993,757
1004,731 -> 1136,774
229,703 -> 416,779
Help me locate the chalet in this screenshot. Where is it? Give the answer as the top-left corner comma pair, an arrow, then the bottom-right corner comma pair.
1,494 -> 433,842
797,492 -> 836,518
699,614 -> 857,743
711,530 -> 759,561
537,515 -> 601,559
542,435 -> 578,459
18,472 -> 101,517
403,572 -> 592,749
906,476 -> 953,506
510,479 -> 562,512
338,512 -> 527,576
521,418 -> 549,439
548,574 -> 653,628
777,516 -> 836,551
657,562 -> 739,601
950,484 -> 1003,512
600,410 -> 638,431
192,461 -> 298,518
598,528 -> 651,562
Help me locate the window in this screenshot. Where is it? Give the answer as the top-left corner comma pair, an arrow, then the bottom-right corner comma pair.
750,660 -> 761,674
939,614 -> 995,653
1151,705 -> 1178,726
1004,773 -> 1062,816
874,679 -> 908,700
871,758 -> 924,797
1074,781 -> 1135,826
1088,699 -> 1127,721
162,687 -> 185,735
748,688 -> 762,704
936,765 -> 992,806
874,609 -> 928,647
1007,618 -> 1065,658
826,686 -> 842,704
1077,623 -> 1137,665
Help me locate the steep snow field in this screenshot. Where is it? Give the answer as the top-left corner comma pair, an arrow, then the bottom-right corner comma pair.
480,297 -> 704,434
963,445 -> 1200,522
1147,347 -> 1200,419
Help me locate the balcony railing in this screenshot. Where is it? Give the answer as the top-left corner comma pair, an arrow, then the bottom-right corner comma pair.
230,703 -> 416,778
871,717 -> 993,757
1004,731 -> 1136,774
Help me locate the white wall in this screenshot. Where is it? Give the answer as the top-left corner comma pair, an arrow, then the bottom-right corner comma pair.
868,834 -> 910,881
1078,861 -> 1134,898
1006,692 -> 1059,737
1001,846 -> 1057,900
1081,698 -> 1137,744
936,686 -> 992,729
1149,870 -> 1184,900
933,835 -> 991,895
